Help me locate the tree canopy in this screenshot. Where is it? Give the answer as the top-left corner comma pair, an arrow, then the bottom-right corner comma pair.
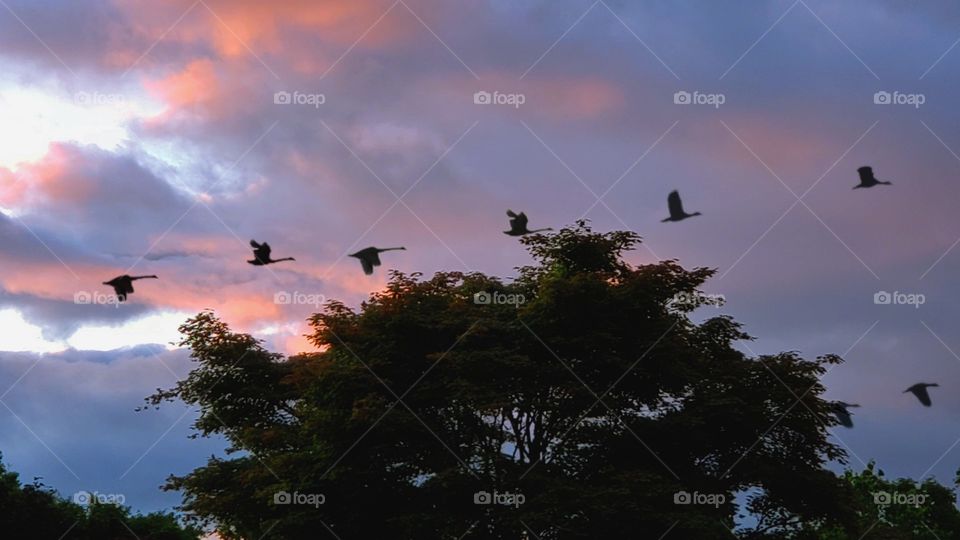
0,453 -> 201,539
148,222 -> 960,539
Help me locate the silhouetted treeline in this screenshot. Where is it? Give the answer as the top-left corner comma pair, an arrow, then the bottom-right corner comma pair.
0,453 -> 201,539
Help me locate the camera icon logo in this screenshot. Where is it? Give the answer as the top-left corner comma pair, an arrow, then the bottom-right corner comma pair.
673,91 -> 691,105
474,91 -> 492,105
274,491 -> 291,505
74,291 -> 92,305
274,91 -> 292,105
873,91 -> 891,105
474,491 -> 492,504
274,291 -> 292,305
873,491 -> 891,505
673,491 -> 691,504
873,291 -> 892,305
473,291 -> 492,305
73,491 -> 92,505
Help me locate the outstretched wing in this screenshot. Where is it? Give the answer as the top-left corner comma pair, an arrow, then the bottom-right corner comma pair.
667,191 -> 684,217
916,388 -> 932,406
250,239 -> 262,249
360,257 -> 374,275
831,404 -> 853,428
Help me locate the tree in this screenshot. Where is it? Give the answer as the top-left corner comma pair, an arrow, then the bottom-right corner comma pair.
0,452 -> 201,539
150,222 -> 861,538
779,462 -> 960,540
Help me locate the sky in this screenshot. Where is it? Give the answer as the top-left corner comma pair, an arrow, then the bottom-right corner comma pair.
1,0 -> 960,519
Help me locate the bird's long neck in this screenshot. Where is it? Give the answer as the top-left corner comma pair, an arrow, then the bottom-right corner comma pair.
132,275 -> 158,280
274,257 -> 295,262
380,247 -> 405,252
528,228 -> 552,233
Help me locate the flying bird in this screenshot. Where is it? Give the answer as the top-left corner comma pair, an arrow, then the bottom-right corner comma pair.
854,166 -> 892,189
830,401 -> 860,428
504,210 -> 552,236
248,240 -> 295,266
349,246 -> 406,275
661,190 -> 701,222
904,383 -> 939,407
103,275 -> 158,302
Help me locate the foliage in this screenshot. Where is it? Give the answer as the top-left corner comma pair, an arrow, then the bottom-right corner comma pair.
151,221 -> 909,539
0,453 -> 201,539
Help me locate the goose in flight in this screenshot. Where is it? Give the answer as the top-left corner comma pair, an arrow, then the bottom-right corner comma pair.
248,240 -> 295,266
103,275 -> 157,302
854,166 -> 892,189
504,210 -> 552,236
661,190 -> 701,222
904,383 -> 939,407
349,246 -> 405,275
830,401 -> 860,428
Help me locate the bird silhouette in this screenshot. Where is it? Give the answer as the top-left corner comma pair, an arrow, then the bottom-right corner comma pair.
504,210 -> 552,236
904,383 -> 939,407
830,401 -> 860,428
349,246 -> 405,275
248,240 -> 295,266
103,275 -> 158,302
661,190 -> 701,222
854,166 -> 892,189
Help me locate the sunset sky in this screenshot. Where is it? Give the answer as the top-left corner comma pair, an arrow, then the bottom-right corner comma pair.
2,0 -> 960,515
